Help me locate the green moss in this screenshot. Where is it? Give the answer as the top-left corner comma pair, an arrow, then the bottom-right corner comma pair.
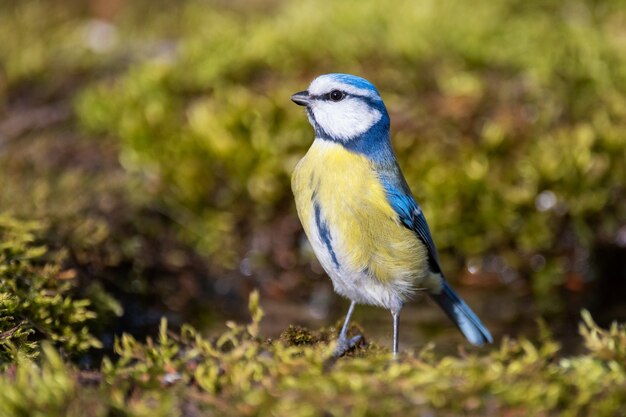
0,293 -> 624,416
0,214 -> 101,364
280,325 -> 326,346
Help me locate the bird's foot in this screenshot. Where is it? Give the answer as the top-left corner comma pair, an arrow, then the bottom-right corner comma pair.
322,333 -> 363,371
332,334 -> 363,358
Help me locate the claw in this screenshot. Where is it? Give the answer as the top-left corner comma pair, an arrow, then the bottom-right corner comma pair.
332,334 -> 363,358
323,333 -> 363,370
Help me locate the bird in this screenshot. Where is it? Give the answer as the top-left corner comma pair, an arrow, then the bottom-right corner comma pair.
290,73 -> 493,356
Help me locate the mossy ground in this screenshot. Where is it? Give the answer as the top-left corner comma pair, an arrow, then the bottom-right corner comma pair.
0,290 -> 625,417
0,220 -> 623,416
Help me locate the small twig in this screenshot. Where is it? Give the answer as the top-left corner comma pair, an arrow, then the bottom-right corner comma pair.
0,321 -> 27,340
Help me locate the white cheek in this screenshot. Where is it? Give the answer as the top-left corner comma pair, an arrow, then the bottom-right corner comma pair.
312,99 -> 382,141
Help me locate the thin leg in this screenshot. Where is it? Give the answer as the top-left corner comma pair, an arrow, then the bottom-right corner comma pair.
392,310 -> 400,356
338,301 -> 356,340
332,301 -> 362,358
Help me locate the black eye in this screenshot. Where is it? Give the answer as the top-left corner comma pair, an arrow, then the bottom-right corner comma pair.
329,90 -> 345,102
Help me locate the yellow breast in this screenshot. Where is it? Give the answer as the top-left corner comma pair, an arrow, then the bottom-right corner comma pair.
291,140 -> 429,288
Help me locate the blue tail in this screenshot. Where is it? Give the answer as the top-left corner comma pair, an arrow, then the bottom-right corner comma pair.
429,281 -> 493,346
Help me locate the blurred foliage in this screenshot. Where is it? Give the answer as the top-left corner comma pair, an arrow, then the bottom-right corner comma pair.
71,0 -> 626,310
0,294 -> 624,416
0,214 -> 102,365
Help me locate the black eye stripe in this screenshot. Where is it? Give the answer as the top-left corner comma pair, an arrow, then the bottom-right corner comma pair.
309,92 -> 381,109
310,91 -> 352,101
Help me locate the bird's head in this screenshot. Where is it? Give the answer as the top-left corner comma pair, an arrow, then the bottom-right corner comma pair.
291,73 -> 390,143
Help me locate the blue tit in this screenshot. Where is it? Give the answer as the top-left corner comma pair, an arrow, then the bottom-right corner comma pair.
290,73 -> 493,356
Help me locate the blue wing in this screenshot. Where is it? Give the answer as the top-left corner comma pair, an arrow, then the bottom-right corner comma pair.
380,163 -> 442,273
379,163 -> 494,346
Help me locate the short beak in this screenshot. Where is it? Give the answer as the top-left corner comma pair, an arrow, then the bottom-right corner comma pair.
291,90 -> 310,106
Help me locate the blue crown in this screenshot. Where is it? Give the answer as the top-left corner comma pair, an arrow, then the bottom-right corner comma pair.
328,73 -> 380,95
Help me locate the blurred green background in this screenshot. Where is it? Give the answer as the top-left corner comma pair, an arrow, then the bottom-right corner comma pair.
1,0 -> 626,354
